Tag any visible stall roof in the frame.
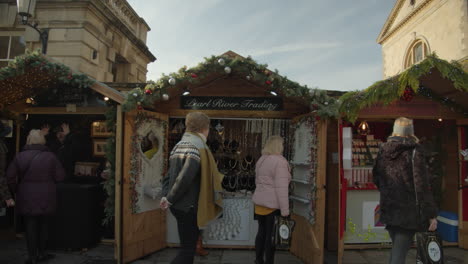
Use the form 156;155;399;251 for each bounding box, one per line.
0;51;125;107
339;55;468;122
121;51;340;119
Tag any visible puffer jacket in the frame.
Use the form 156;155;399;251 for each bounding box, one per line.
252;154;291;216
373;136;438;231
6;144;65;215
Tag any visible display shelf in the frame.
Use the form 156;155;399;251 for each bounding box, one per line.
290;195;310;203
291;162;311;166
291;178;311;184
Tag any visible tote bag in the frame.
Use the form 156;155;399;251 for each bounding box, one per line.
412;149;444;264
273;215;295;250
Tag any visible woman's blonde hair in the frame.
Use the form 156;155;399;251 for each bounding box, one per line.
262;135;284;155
26;129;46;145
185;112;210;133
391;117;419;142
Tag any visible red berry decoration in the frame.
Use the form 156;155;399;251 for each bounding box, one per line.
315;116;321;121
401;87;415;102
137;105;143;110
145;89;152;95
265;80;272;85
191;73;198;78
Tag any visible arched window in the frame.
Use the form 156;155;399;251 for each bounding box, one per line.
404;40;429;68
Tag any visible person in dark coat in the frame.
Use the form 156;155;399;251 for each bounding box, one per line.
7;129;65;264
0;121;14;208
47;123;74;180
373;117;438;264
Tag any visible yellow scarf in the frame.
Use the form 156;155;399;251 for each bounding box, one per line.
188;132;224;228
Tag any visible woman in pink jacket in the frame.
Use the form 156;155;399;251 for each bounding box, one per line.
252;135;291;264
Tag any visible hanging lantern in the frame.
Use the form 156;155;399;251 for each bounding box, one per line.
218;58;225;66
162;94;170;101
357;121;370;135
224;66;231;74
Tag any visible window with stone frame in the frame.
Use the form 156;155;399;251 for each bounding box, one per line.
0;34;26;68
404;39;429;68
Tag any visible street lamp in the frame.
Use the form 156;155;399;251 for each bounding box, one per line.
16;0;49;54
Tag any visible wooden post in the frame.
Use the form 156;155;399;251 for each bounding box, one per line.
114;105;123;263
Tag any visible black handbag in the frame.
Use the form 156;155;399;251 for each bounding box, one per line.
272;215;295;250
416;232;444;264
412;149;444;264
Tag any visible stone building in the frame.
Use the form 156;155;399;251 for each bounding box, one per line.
378;0;468;77
0;0;155;83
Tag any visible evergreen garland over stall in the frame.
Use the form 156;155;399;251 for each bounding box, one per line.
339;54;468;122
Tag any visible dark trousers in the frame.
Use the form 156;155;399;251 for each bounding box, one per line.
170;207;199;264
387;227;415;264
255;210;280;264
24;215;50;260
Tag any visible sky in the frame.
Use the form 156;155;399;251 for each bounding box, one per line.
127;0;396;92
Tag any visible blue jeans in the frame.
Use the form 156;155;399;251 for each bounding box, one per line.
387;227;415;264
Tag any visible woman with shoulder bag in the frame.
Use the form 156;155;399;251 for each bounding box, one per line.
373;117;438;264
7;129;65;264
252;136;291;264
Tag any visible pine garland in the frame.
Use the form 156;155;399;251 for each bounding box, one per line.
0;50;94;91
340;54;468;122
122;55;339;119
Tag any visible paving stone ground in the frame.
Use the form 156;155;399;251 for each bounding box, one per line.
0;237;466;264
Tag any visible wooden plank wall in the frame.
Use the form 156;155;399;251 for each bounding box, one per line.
122;111;167;263
325;120;339;252
290;120;327;264
440;121;459;213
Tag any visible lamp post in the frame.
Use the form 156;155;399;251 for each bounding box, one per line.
16;0;49;54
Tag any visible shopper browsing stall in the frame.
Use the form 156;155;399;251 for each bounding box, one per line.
6;129;65;264
372;117;438;264
160;112;224;264
252;135;291;264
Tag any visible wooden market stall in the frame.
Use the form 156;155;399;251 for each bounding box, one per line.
0;51;125;251
334;55;468;261
115;51;339;264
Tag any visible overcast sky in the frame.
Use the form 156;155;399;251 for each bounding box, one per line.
127;0;395;92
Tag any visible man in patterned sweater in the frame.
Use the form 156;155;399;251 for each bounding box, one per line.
161;112;223;264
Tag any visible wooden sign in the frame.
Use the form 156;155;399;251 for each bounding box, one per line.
180;96;283;111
